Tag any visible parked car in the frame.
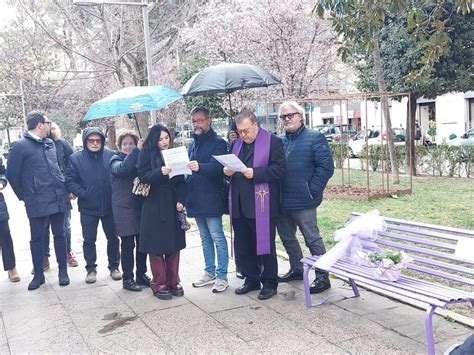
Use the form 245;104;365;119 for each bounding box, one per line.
315;124;357;142
348;128;406;157
448;128;474;146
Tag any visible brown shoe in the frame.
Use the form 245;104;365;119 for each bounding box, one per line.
31;256;50;275
8;268;20;282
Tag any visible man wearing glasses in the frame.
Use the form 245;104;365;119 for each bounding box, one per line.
65;127;121;284
186;106;230;293
7;111;71;290
224;109;286;300
276;101;334;294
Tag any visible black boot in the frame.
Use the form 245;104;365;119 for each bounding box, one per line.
123;278;142;292
28;273;45;291
58;268;70;286
309;274;331;294
136;273;151;287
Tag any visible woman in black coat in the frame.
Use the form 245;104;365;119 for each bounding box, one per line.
137;124;186;300
110;130;151;292
0;157;19;282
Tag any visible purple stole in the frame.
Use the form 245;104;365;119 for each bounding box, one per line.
231;128;271;255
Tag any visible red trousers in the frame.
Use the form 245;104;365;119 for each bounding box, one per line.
149;251;180;293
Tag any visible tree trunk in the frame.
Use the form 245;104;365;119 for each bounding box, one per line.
372;33;400;184
406;93;417;176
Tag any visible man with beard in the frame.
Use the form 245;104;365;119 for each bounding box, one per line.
186;107;229;293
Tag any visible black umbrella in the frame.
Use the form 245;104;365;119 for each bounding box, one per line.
180;62;282;119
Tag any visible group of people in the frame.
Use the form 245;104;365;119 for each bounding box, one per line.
1;101;335;302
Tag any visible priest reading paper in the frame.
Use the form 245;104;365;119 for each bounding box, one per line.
224;109;286;301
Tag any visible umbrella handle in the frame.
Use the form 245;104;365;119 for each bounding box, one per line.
133;114;142;138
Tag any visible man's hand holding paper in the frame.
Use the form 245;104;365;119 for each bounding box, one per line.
213;154;246;171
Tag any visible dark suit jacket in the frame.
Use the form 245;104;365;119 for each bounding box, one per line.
229;133;286;219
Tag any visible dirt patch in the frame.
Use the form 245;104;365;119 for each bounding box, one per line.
325;184;412;200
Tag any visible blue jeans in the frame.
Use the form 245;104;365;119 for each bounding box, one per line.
276;208;327;277
195;216;228;280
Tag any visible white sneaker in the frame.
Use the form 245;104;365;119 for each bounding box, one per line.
212;278;228;293
192;272;216;287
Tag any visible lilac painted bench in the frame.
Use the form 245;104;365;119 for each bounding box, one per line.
301;212;474;355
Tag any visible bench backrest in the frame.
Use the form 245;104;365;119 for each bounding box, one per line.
351;212;474;287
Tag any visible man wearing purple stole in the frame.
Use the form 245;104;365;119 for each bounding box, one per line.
224;109;286;300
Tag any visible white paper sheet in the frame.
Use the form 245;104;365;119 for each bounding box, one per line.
212;154;246;171
161;146;192;178
454;237;474;262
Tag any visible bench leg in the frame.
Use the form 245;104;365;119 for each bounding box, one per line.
425;305;436;355
348;278;360;297
303;263;312;308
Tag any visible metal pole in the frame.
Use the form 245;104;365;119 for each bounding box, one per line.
142;0;156;126
365;95;369;199
20;80;27;130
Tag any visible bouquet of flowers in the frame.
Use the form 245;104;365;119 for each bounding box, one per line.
314;209;387;270
367;250;413;281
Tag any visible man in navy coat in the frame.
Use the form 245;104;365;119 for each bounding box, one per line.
186;106;229;293
65;127;121;284
276;101;334;294
7;111;71;290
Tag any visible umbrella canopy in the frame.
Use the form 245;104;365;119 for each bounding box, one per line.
83;85;182;121
180;62;281;96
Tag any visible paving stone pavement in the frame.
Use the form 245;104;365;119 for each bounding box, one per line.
0;186;472;354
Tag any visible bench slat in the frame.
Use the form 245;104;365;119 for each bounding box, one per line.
375;239;474;266
302;256;472;304
406;264;474;286
351;212;474;237
319;261;447;308
333;259;473;301
377;230;456;251
397;277;473;301
411;255;474;276
387;224;461;242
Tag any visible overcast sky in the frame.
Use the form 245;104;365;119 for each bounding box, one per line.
0;1;16;30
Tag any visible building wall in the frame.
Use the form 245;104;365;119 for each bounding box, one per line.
310;92;470;142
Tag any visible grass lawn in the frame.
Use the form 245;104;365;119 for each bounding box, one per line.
317;170;474;249
221;170;473;250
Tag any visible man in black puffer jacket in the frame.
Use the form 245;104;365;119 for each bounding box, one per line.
7;111;71;290
276;101;334;294
65;127;121;284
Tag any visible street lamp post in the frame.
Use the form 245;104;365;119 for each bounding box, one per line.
73;0;157;125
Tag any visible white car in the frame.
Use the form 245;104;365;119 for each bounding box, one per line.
448;128;474;147
348;129;381;157
348;128;406;157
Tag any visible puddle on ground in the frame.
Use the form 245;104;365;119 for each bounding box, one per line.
99;312;138;334
279;290;296;301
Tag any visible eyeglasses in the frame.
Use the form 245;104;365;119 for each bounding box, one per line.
87;139;102;144
279;112;300;121
42;121;52;126
191;118;209;124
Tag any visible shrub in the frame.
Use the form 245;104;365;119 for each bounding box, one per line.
329;142;348;169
